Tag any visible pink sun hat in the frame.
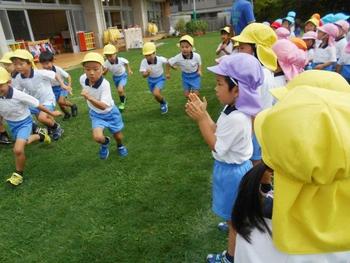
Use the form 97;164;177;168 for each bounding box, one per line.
302;31;317;40
272;39;308;81
276;27;291;40
317;23;339;46
334;20;350;33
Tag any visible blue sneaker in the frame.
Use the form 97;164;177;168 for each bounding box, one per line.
217;222;229;233
160;102;168;114
52;123;64;141
99;137;110;160
207;251;233;263
117;145;128;157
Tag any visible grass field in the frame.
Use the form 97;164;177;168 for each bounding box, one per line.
0;32;229;262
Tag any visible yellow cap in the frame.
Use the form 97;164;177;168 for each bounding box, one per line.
221;26;230;34
81;52;104;66
103;44;118;55
179;35;194;47
232;23;278;71
142;42;156;55
0;67;11;84
306;18;320;27
10;49;34;62
271;70;350;100
255;86;350;254
0;51;14;64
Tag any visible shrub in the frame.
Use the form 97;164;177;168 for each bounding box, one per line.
175;18;186;35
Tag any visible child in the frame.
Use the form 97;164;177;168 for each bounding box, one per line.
334;20;349;60
216;27;233;57
303;17;319;33
39;51;78;120
302;31;317;65
168;35;202;98
336;42;350;82
232;22;277;165
0;52;15;144
80;52;128;159
275;27;290;40
10;49;65;140
312;23;338;71
103;44;133;111
0;67;60;186
281;11;296;37
139;42;168;114
186;53;264;263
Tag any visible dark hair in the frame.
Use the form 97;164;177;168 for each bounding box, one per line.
39;51;54;62
224;76;238;91
232;162;272;243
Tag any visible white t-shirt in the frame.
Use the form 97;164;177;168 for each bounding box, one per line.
260;67;276;109
307;48;315;62
313;46;337;64
168;52;202;73
51;65;69;86
212;106;253;164
79;74;115;114
14;69;56;106
338;48;350;65
235;219;350;263
0;87;39;121
104;57;129;77
216;41;234;57
335;37;347;60
139;56;168;78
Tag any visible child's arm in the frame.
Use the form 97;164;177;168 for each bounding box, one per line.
141;69;151;78
197;64;202;76
81;89;109;110
102;66;109;75
314;62;333;70
55;73;72;93
335;64;342;74
166;63;171;79
126;63;133;75
186;94;216;150
37;105;62;117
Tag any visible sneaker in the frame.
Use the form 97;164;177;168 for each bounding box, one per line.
217;222;229;233
71;104;78;117
37;128;51;144
63;113;71;121
6;172;23;186
0;132;12;144
52;124;64;141
207;251;233;263
117;145;128;157
118;102;126;111
160;102;168;114
99;137;110;160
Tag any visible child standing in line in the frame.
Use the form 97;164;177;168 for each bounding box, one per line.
334;20;349;60
80;52;128;160
39;51;78;120
0;67;60;186
302;31;317;67
139;42;169;114
186;53;264;263
216;27;233;58
10;49;65;140
168;35;202;98
103;44;133;111
312;23;338;71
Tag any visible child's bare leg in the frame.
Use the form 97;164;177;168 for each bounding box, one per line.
117;86;125;98
92;128;106;144
13;139;27;173
184;90;190;98
227;221;237;259
153;88;165;103
58;96;73;113
113;131;123;145
27;134;40;145
37;111;55;126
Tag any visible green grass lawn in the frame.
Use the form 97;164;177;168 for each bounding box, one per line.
0;32;228;262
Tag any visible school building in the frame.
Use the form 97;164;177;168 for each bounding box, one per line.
0;0;172;57
169;0;232;31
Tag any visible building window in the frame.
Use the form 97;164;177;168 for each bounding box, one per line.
0;10;13;40
7;10;31;41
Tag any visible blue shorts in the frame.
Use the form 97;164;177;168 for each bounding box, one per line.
311;62;334;71
251;132;261;161
7;116;33;141
30;104;55;115
341;65;350;80
52;85;69;101
148;75;165;92
182;72;201;91
113;73;128;88
212;159;252;221
89;106;124;134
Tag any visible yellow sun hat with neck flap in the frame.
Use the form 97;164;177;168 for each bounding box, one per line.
255;71;350;254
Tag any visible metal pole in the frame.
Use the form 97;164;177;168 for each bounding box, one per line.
193;0;196;20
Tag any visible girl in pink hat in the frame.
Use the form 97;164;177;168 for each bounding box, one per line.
302;31;317;65
312;23;338;71
334;20;349;59
275;27;290;40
